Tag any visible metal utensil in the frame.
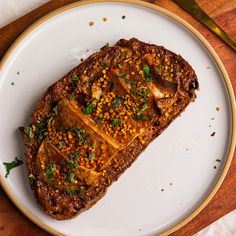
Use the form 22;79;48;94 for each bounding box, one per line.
174;0;236;51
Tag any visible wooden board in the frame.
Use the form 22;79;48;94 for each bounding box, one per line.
0;0;235;235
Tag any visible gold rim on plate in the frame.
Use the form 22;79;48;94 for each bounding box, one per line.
0;0;235;235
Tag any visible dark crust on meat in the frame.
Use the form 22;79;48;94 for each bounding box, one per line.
20;38;198;220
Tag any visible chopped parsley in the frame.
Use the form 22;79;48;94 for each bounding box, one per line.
46;164;56;180
24;127;34;138
100;60;107;67
135;103;149;121
66;152;79;169
118;73;126;79
162;72;169;77
11;82;15;85
137;86;150;99
216;159;221;162
57;141;64;149
88;152;96;161
37;120;46;131
68;94;75;100
122;15;126;19
112;96;123;108
3;157;23;178
109;80;115;91
92;142;97;148
68;173;77;183
143;65;152;82
71;75;78;81
83;102;94;114
71;128;88;144
112;118;121;128
126;80;137;85
118;63;123;69
65;188;81;197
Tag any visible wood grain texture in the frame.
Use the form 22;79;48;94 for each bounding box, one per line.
0;0;235;235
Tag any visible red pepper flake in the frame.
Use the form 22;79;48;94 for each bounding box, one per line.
211;132;216;137
216;107;220;111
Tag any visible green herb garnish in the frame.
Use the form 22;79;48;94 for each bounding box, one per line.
11;82;15;85
140;103;148;112
92;142;97;148
112;97;123;108
65;189;73;197
100;60;107;67
112;118;121;128
118;64;123;69
65;188;81;197
118;73;126;79
68;173;77;183
57;141;64;149
216;159;221;162
109;80;115;91
162;72;169;77
83;103;94;114
3;157;23;178
38;120;46;131
143;65;152;82
66;152;79;169
24;127;34;138
71;75;78;81
88;152;96;161
126;80;137;85
122;15;126;19
135;103;149;121
68;94;75;100
73;128;88;144
46;164;56;180
137;86;150;99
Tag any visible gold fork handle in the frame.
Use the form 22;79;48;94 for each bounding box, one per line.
174;0;236;51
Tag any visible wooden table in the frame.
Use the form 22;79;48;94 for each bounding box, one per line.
0;0;235;235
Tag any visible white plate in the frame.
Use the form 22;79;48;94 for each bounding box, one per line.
0;1;235;235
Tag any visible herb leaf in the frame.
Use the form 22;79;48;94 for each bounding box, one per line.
83;103;94;114
100;60;107;67
118;73;126;79
71;75;78;81
68;173;77;183
24;127;34;138
143;65;152;82
112;96;123;108
66;152;79;169
65;188;81;197
46;164;56;180
88;152;96;161
109;80;115;91
112;118;121;128
3;157;23;178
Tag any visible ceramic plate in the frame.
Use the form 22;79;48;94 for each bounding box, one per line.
0;1;235;235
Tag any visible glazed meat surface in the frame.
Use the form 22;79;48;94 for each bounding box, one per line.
20;38;198;220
